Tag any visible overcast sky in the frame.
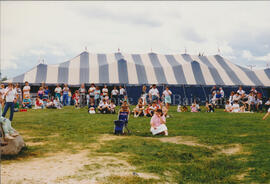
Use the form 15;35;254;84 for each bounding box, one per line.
1;1;270;79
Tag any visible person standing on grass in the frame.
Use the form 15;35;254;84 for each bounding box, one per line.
162;86;172;111
119;86;126;104
94;86;101;106
79;83;86;107
149;84;159;103
111;86;119;105
23;81;31;99
88;83;96;102
62;84;69;106
102;85;109;96
150;109;168;136
54;84;62;101
2;83;18;121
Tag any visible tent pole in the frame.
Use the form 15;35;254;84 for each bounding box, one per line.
201;85;207;102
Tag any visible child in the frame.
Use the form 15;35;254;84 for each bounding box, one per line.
73;90;80;109
191;104;198;112
22;95;32;108
108;101;116;114
224;100;232;112
118;102;130;133
37;87;44;99
35;97;44;109
88;100;96;114
205;101;214;112
133;99;144;118
231;101;245;113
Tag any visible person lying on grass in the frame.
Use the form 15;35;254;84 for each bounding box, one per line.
262;108;270;120
0;94;19;140
150;109;168;136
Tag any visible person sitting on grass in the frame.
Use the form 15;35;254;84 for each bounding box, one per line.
224;100;232;112
46;97;56;109
205;101;214;112
108;100;116;114
22;95;32;109
150;109;168;136
231;100;245;113
133;98;144;118
191;104;198;112
98;98;109;114
143;104;150;116
53;97;63;109
88;99;96;114
34;96;44;109
262;108;270;120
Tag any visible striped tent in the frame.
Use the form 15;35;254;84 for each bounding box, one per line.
8;51;270;86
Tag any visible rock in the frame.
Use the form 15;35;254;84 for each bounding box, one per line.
1;135;25;155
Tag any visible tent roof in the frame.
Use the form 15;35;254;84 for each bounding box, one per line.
6;51;270;86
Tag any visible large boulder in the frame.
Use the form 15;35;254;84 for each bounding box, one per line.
1;135;25;155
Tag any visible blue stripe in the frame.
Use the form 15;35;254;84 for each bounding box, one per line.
58;61;70;84
165;55;187;84
181;54;193;62
191;61;206;85
148;53;168;84
264;69;270;80
198;56;225;85
80;52;89;84
131;54;148;84
115;53;129;84
12;73;25;83
214;55;243;85
97;54;109;83
35;64;47;83
237;66;264;86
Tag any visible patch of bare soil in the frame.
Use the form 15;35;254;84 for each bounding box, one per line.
148;136;211;148
219;144;242;155
1;134;159;184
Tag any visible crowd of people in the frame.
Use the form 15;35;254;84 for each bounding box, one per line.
0;82;269;140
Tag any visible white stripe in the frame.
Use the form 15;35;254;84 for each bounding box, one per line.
207;56;234;85
156;54;177;84
68;56;80;85
140;54;158;84
106;54;119;84
223;58;255;86
173;55;196;85
122;54;139;85
254;70;270;86
190;55;216;85
46;65;59;84
24;67;37;83
89;54;99;83
173;54;188;65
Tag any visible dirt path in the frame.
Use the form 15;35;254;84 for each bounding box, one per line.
1;134;159;184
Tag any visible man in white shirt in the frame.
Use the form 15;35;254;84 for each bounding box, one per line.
237;86;245;96
23;81;31;99
2;83;18;121
149;84;159;102
111;86;119;105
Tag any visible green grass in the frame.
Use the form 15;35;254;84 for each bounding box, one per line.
1;106;270;183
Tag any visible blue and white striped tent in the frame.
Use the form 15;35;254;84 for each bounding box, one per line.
8;51;270;87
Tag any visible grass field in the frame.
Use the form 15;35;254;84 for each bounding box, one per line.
1;106;270;184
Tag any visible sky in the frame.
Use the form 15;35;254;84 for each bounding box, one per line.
1;1;270;79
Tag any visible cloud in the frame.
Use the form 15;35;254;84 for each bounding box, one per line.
1;1;270;78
